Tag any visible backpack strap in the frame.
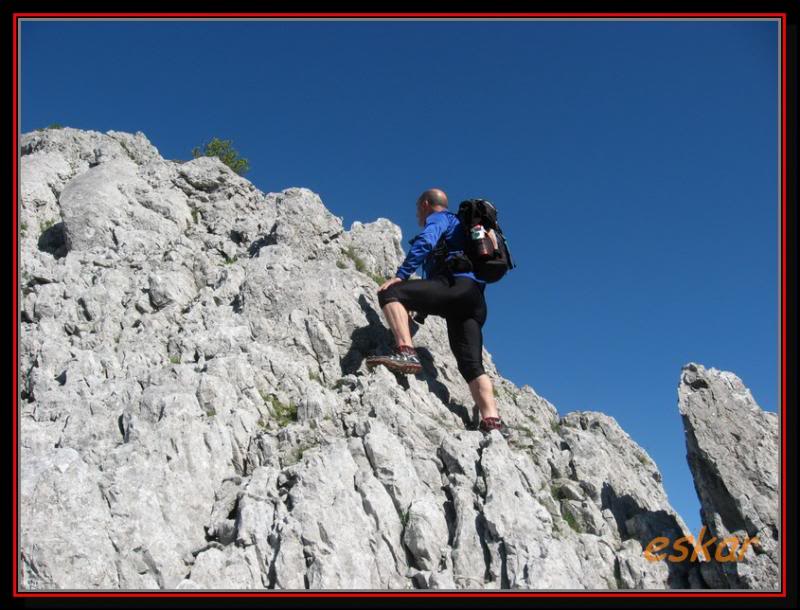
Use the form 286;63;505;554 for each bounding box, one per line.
429;230;450;277
430;211;458;259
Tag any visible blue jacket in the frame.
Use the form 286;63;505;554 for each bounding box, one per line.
395;211;485;284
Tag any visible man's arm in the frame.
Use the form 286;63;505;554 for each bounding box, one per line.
395;213;448;280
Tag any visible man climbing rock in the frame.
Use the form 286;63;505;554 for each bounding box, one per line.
366;188;511;438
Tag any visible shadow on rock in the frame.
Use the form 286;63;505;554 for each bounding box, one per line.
247;223;278;258
415;345;472;428
340;294;394;376
38;222;68;259
341;296;475;429
601;482;693;588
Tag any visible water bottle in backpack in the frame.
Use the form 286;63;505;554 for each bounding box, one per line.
470;224;495;260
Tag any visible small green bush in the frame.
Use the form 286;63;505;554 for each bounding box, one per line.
192;137;250;176
368;271;387;286
342;247;386;285
260;391;297;427
46;123;64;129
343;247;367;273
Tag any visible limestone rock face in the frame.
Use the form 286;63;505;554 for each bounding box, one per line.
18;128;780;591
678;363;780;590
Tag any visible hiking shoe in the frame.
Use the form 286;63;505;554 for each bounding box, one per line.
479;417;512;439
366;345;423;375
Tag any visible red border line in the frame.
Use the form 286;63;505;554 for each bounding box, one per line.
10;12;789;18
12;12;788;599
780;11;787;597
12;11;19;598
9;591;790;598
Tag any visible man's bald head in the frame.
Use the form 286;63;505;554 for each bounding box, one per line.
415;188;448;227
417;188;448;209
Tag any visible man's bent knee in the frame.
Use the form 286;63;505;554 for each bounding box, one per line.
378;284;401;309
458;361;486;383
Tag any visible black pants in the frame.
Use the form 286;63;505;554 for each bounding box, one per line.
378;275;487;383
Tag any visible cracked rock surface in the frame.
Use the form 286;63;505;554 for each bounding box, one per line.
18;128;780;590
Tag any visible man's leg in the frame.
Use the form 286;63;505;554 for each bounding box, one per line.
382;301;413;347
370;277;451;374
447;317;499;419
468;374;499;420
378;277;451;347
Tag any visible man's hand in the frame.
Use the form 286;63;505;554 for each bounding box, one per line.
378;277;403;292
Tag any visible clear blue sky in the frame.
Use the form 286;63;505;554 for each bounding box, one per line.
20;19;780;534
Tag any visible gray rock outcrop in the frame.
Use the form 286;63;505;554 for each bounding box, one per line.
679;363;780;589
18;127;781;590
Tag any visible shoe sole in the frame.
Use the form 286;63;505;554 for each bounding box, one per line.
479;425;513;440
366;357;422;375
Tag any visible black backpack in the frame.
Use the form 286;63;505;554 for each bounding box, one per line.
432;198;516;283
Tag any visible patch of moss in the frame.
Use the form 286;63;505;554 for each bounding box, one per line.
563;509;582;533
336;259;347;269
40;219;56;233
400;505;411;528
283;441;317;466
343;247;367;273
551;419;561;433
342;247;386;285
260;391;297;427
169;355;181;365
368;271;388;285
